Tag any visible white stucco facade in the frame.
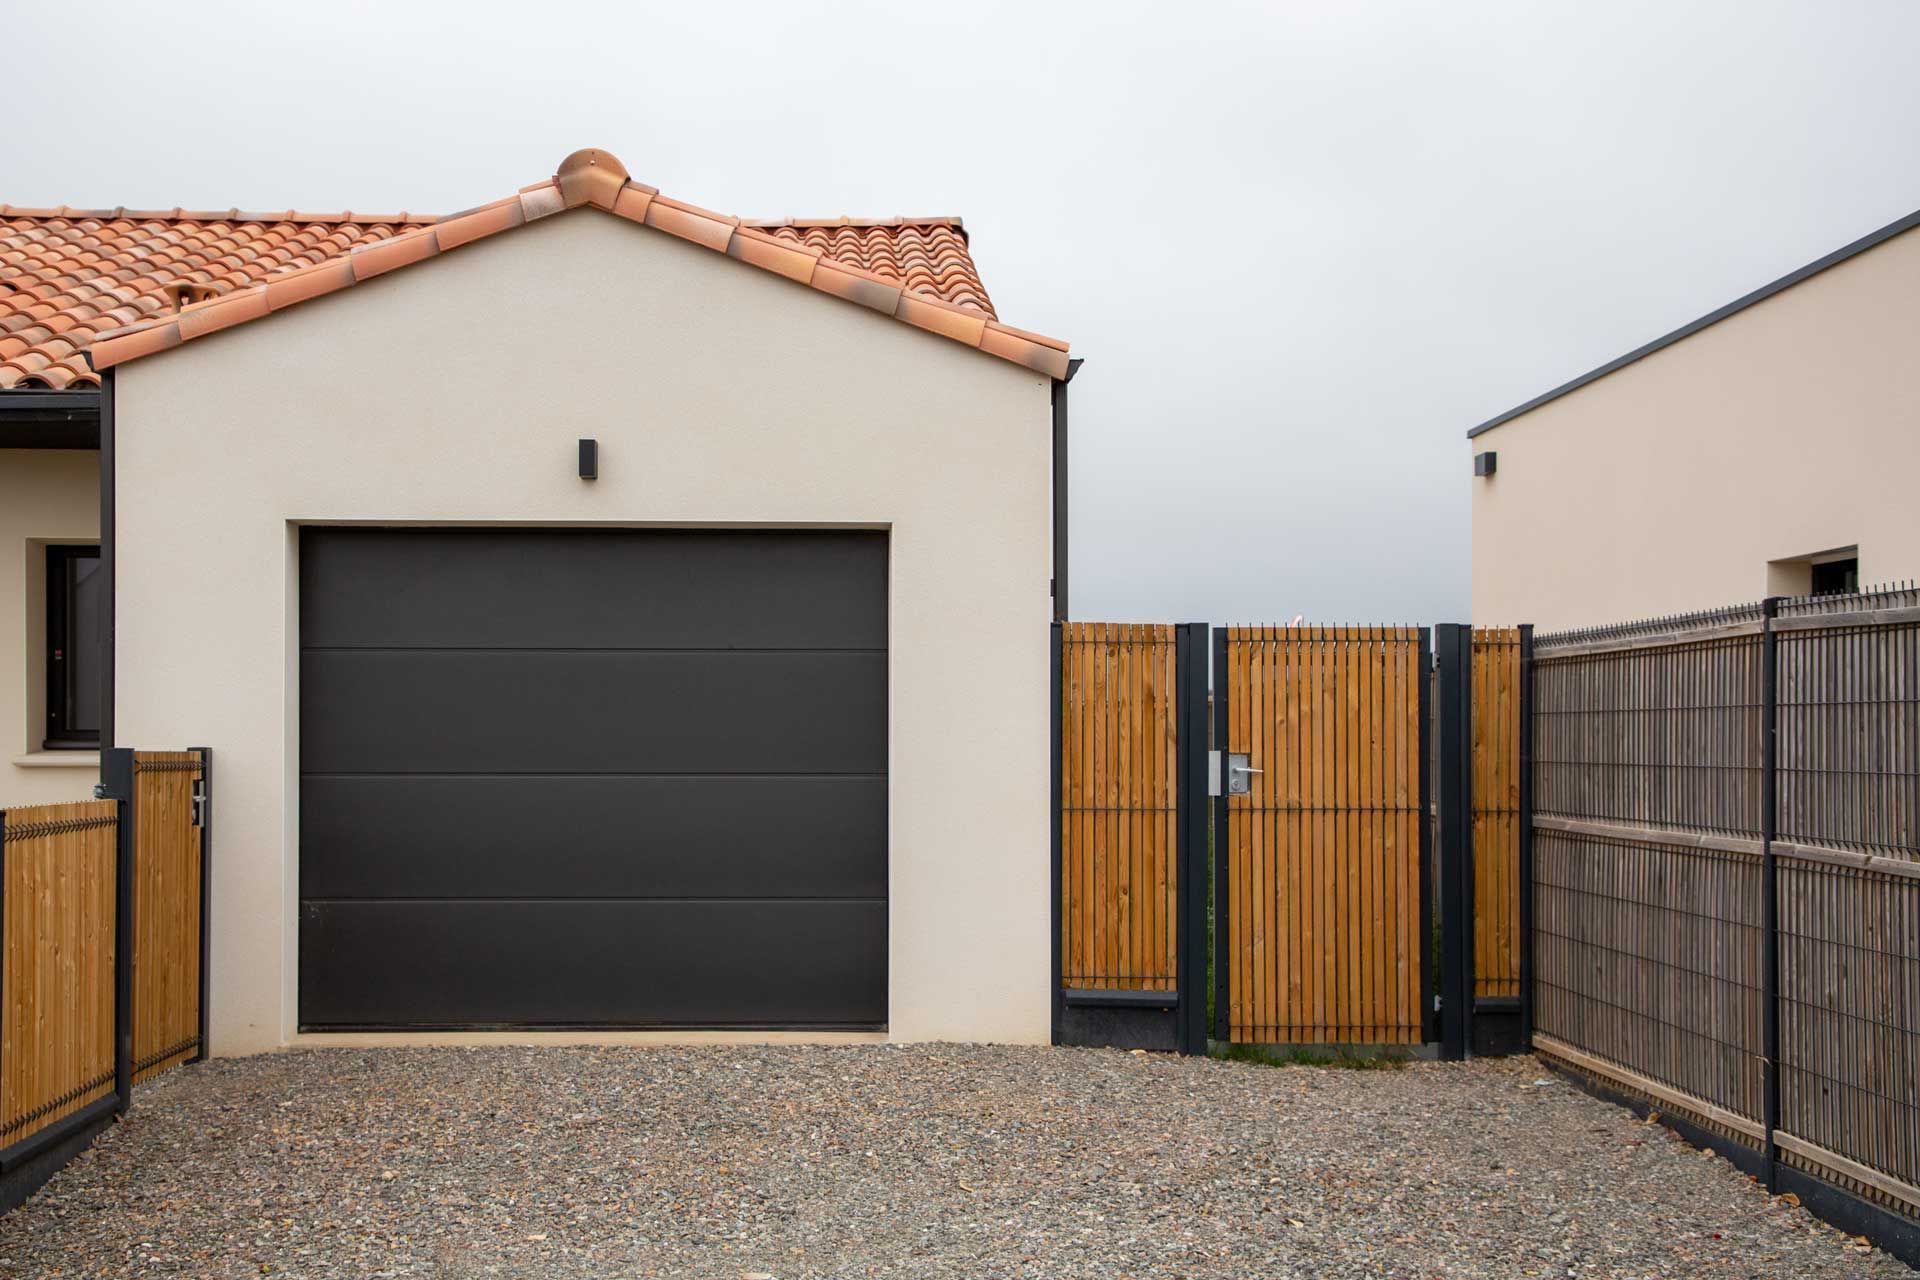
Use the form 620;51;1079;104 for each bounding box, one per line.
1;448;100;805
112;210;1055;1054
1470;219;1920;630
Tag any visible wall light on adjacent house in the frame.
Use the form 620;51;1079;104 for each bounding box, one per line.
1473;451;1497;478
578;438;598;480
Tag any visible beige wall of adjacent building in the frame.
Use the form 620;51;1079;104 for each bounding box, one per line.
1471;221;1920;631
113;210;1055;1055
1;449;100;805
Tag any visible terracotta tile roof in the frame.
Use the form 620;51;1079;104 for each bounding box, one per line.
0;209;432;389
6;149;1066;389
751;219;995;318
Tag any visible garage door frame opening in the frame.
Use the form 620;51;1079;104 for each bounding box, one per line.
294;525;890;1033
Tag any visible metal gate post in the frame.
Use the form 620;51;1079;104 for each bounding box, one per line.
1211;626;1231;1044
1434;625;1473;1061
191;746;213;1064
1049;623;1063;1046
1517;625;1536;1048
1176;623;1211;1056
99;747;136;1113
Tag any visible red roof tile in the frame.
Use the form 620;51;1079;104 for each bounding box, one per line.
0;209;430;389
5;149;1063;389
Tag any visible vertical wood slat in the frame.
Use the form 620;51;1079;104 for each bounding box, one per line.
1472;628;1522;1000
131;751;205;1084
1221;626;1424;1045
0;800;119;1149
1059;624;1178;991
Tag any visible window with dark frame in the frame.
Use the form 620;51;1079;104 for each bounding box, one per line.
1811;557;1859;596
45;544;103;749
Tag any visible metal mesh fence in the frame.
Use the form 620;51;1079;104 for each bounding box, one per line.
1532;585;1920;1221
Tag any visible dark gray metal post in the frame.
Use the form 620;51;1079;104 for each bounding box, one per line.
97;370;115;752
1177;623;1211;1056
192;747;212;1064
1416;627;1435;1045
100;746;135;1113
1049;624;1063;1045
1760;597;1781;1192
1211;626;1231;1044
1517;624;1536;1048
1435;624;1473;1061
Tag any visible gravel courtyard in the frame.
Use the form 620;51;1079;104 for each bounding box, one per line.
0;1046;1908;1279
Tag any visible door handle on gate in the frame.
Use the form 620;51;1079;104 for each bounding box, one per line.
1225;753;1261;795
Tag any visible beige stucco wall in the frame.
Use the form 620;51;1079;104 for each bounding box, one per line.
1471;221;1920;631
113;210;1054;1054
0;449;100;805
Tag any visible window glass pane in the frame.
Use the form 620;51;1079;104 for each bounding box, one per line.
67;554;103;734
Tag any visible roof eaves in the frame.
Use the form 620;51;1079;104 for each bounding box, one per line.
86;149;1071;382
1466;203;1920;439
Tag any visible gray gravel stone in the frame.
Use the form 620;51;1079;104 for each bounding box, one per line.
0;1046;1909;1278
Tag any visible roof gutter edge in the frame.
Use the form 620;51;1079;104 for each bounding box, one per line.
1465;202;1920;440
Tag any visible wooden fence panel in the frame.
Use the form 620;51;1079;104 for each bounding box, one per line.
132;751;204;1084
0;801;119;1149
1060;623;1178;991
1471;628;1521;1000
1220;626;1424;1044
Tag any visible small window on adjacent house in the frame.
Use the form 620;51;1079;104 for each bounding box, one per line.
1811;557;1859;596
45;545;103;749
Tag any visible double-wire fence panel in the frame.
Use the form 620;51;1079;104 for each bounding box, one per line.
1772;590;1920;1218
1531;586;1920;1227
1058;623;1179;992
1216;626;1427;1045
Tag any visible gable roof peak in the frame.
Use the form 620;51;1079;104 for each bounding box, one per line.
71;150;1069;383
555;148;633;210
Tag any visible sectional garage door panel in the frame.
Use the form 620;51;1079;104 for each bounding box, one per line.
298;527;888;1030
300;527;886;650
301;650;886;775
300;900;887;1028
300;776;887;900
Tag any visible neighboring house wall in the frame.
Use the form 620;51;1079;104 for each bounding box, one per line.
113;211;1054;1054
1;450;99;804
1471;222;1920;630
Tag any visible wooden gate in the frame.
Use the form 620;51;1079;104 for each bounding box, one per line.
1212;627;1430;1046
131;750;208;1082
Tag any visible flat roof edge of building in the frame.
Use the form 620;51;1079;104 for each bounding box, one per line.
1466;203;1920;440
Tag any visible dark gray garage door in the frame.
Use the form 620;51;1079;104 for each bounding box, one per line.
298;528;887;1029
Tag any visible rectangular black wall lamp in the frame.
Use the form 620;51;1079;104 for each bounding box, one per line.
1473;451;1497;478
578;438;598;480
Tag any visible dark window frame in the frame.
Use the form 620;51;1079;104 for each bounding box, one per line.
1810;557;1859;597
44;543;102;750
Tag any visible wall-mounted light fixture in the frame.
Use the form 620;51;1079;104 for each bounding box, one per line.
578;438;598;480
1473;451;1497;478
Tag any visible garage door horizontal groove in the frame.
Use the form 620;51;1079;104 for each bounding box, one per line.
304;895;888;904
301;646;888;654
302;770;888;779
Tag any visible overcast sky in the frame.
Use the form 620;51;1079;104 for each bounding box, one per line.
10;1;1919;625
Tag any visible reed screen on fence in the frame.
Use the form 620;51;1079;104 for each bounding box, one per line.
1531;585;1920;1224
